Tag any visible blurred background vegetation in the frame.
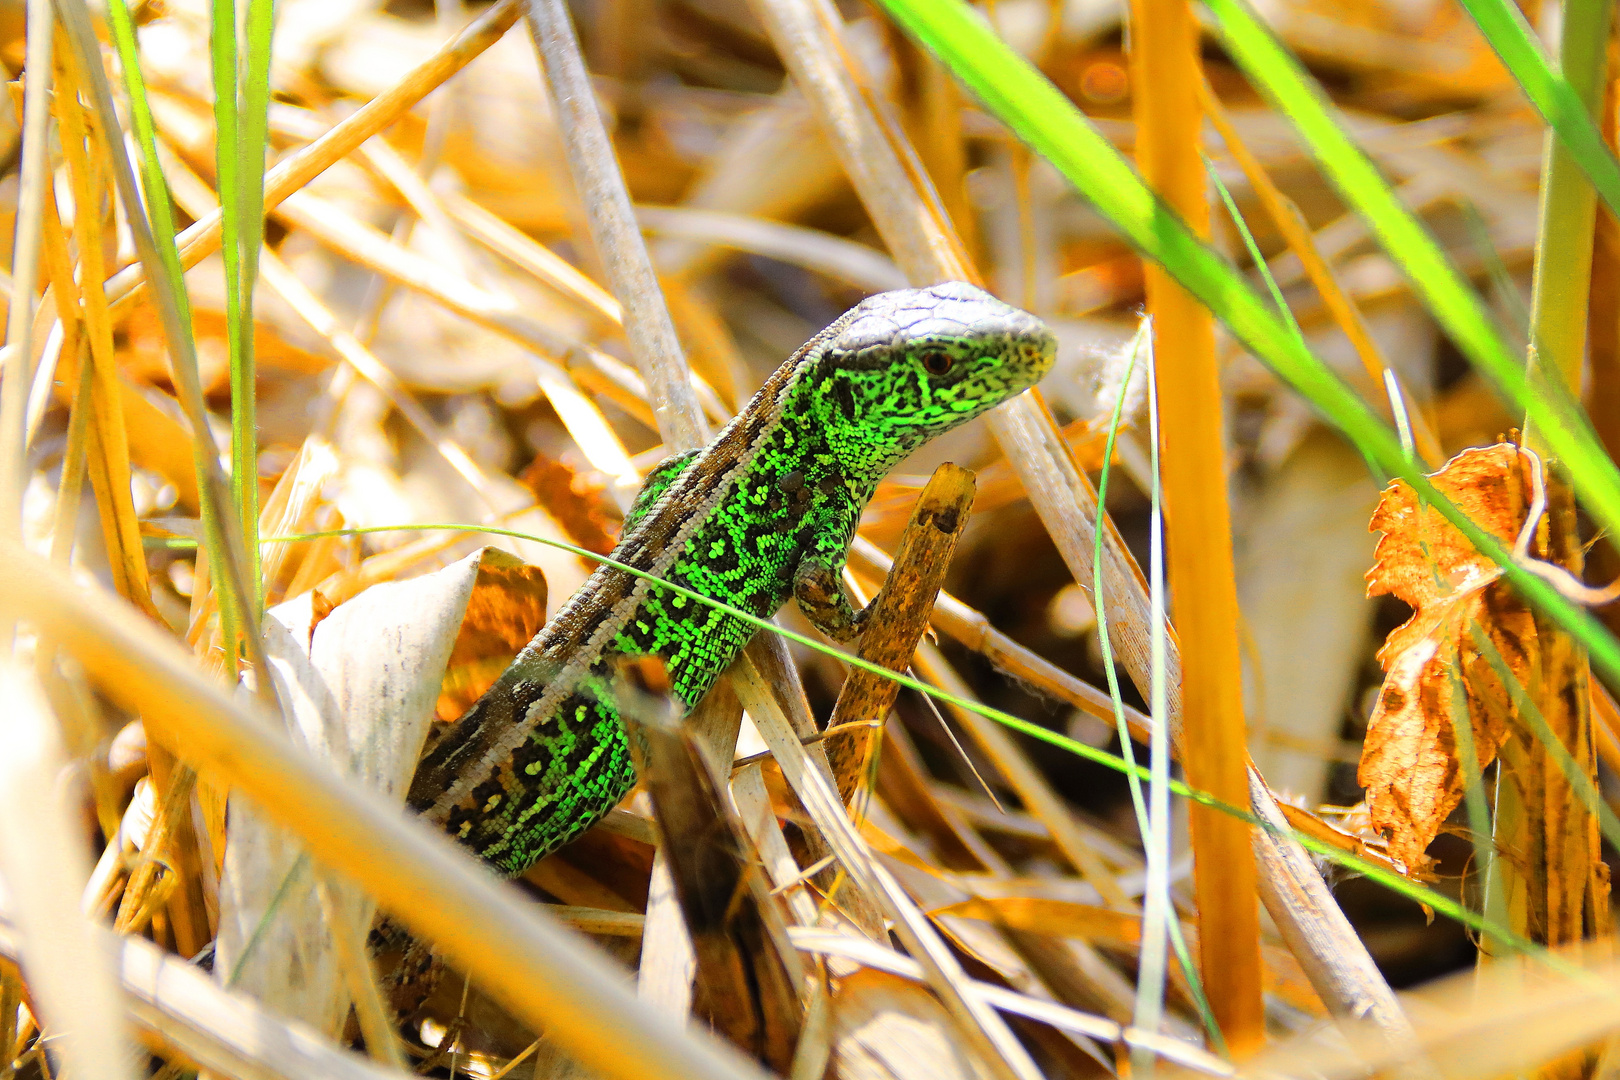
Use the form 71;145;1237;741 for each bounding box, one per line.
3;0;1620;1074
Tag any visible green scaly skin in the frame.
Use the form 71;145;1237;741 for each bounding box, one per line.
406;282;1056;876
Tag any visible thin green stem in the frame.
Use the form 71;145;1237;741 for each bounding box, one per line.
1446;652;1496;911
237;0;275;609
222;519;1563;967
1457;199;1529;346
1092;320;1151;834
225;852;309;988
1205;152;1302;342
1141;330;1220;1061
1523;0;1613;416
1089;322;1214;1059
1471;625;1620;854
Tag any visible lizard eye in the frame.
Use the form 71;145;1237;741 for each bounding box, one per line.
920;351;954;376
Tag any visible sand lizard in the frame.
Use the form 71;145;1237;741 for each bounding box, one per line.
406;281;1056;875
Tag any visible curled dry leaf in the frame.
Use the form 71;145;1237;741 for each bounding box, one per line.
1361;443;1537;873
217;546;535;1034
434;548;549;722
518;451;620;557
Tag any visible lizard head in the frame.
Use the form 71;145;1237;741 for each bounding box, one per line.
811;281;1056;476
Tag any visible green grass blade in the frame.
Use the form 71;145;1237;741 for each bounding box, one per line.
213;0;275;613
104;0;251;663
1200;0;1620;562
869;0;1620;698
104;10;192;350
209;0;237;304
1456;0;1620;222
210;0;253;601
236;0;275;605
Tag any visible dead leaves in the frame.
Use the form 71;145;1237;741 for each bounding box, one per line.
1361;443;1538;872
434;549;549;722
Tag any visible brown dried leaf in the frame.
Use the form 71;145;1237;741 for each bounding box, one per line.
518;452;619;556
1361;442;1537;872
433;549;548;722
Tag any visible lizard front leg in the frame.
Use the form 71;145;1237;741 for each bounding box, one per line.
794;557;867;641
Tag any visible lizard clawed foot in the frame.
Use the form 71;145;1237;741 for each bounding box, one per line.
794;561;867;642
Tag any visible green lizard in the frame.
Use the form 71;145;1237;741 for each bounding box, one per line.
406;281;1055;876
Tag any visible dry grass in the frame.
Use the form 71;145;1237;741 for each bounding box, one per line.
0;0;1618;1077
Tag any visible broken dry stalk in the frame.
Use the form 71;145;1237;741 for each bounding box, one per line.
824;462;975;802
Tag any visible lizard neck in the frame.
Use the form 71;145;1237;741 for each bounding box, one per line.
800;350;934;486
